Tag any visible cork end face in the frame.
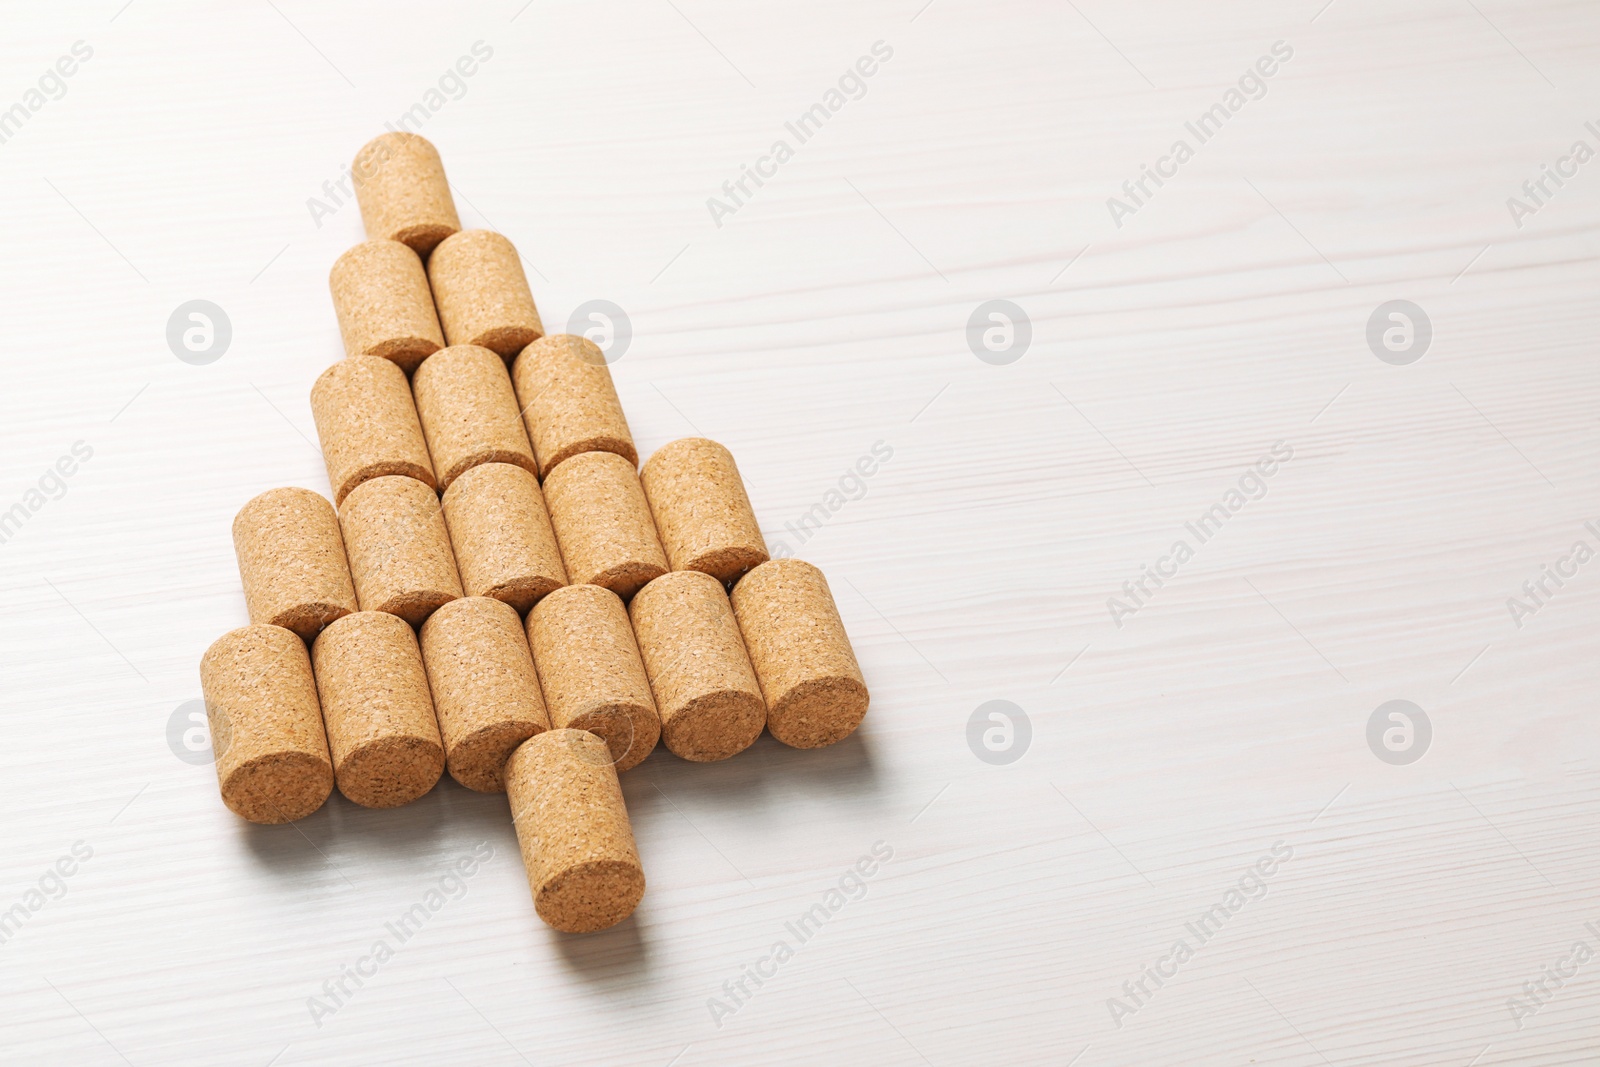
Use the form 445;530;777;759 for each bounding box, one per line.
365;336;442;375
334;462;436;506
767;677;870;749
686;546;770;586
392;223;458;257
375;590;459;628
448;721;547;793
439;450;540;492
568;704;660;772
221;751;334;824
335;735;444;808
471;325;544;359
541;438;639;480
269;602;353;643
535;859;645;934
483;576;565;615
662;690;766;762
585;561;668;602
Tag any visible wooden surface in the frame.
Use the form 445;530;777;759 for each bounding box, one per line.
1;1;1597;1064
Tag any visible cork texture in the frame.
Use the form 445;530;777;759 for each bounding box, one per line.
505;729;645;933
352;132;460;256
440;462;567;613
640;437;769;584
510;334;636;478
542;451;667;600
411;344;538;489
311;356;436;506
312;611;445;808
730;559;869;749
232;487;357;641
420;597;550;792
339;475;463;626
200;625;334;824
630;571;766;762
526;584;659;772
427;230;544;357
328;239;444;374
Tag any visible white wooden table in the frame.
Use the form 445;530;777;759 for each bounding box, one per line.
1;2;1596;1064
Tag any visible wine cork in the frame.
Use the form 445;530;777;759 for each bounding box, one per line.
525;584;659;772
629;571;765;762
510;334;636;478
311;611;445;808
730;559;868;749
411;345;538;489
420;597;550;792
640;438;769;584
328;239;444;374
505;729;645;933
311;356;436;506
231;487;357;641
440;462;566;613
427;230;543;357
542;451;667;600
339;475;463;626
200;625;334;824
352;132;460;256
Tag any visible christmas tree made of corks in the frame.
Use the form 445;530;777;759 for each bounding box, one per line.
201;132;870;934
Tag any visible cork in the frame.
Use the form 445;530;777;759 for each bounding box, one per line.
525;584;659;772
440;462;567;613
338;475;463;626
232;487;357;641
420;597;550;792
510;334;636;478
640;438;769;584
311;356;436;506
328;239;444;374
629;571;766;762
542;451;667;600
411;344;539;489
730;559;868;749
200;625;334;824
427;230;544;357
311;611;445;808
505;729;645;933
351;132;460;256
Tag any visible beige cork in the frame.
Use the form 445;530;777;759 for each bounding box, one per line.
312;611;445;808
232;487;357;641
352;132;460;256
419;597;550;792
505;729;645;933
411;344;539;489
427;230;544;357
525;584;659;772
630;571;765;762
510;334;636;478
328;239;444;374
640;438;769;585
200;625;334;824
542;451;667;600
440;462;567;613
339;475;463;626
730;559;868;749
311;356;436;506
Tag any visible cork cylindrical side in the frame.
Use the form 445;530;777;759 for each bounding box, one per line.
311;611;444;807
510;334;636;478
351;132;460;256
311;356;436;505
420;597;550;792
630;571;765;762
440;462;566;613
505;729;645;933
730;559;868;749
525;584;659;772
640;437;769;584
542;451;667;600
328;239;444;374
427;230;543;357
232;487;357;641
200;625;334;824
411;344;539;489
339;475;462;626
